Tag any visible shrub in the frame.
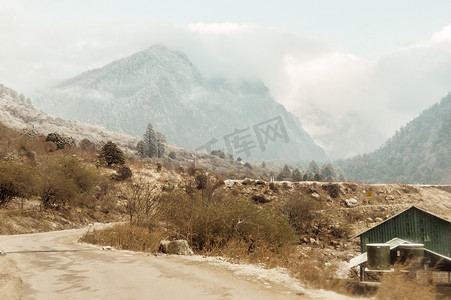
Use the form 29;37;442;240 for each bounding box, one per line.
282;194;322;234
113;165;132;181
376;268;437;299
79;138;96;151
81;224;166;253
322;184;340;198
159;191;298;252
39;156;103;209
45;133;73;150
99;141;125;166
268;182;278;192
251;194;270;203
0;161;37;206
187;164;196;176
210;150;226;159
168;151;176;159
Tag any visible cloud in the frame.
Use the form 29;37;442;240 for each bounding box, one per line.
0;6;450;159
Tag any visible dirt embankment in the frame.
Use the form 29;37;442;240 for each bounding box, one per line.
0;199;124;235
221;180;451;239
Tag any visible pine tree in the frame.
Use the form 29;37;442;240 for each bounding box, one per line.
321;163;337;181
136;140;148;158
308;160;320;174
277;164;292;181
143;123;157;158
156;132;166;158
291;168;303;181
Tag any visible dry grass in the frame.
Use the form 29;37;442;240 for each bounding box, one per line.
81;224;167;253
376;270;438;300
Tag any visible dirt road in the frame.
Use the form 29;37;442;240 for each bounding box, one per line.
0;225;353;300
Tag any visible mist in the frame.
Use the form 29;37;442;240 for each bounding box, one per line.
1;3;451;158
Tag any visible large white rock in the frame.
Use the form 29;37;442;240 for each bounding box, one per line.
159;240;194;255
344;198;359;207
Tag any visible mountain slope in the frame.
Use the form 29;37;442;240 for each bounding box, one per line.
33;45;326;162
337;94;451;184
0;84;139;151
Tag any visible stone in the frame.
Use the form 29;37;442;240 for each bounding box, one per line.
366;217;374;223
386;195;395;201
159;240;194;255
102;246;113;251
344;198;358;207
309;238;316;244
375;217;383;222
311;192;320;199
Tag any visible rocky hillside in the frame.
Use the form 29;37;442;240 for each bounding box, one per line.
0;84;139;151
337;94;451;184
33;45;326;162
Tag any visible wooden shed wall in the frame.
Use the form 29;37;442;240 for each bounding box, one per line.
360;208;451;257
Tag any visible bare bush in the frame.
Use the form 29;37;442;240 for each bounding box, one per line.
159;190;298;252
282;194;321;234
126;180;159;227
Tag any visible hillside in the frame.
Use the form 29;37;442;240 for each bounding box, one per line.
33;45;327;162
337;94;451;184
0;83;340;182
0;84;139;152
0;119;449;299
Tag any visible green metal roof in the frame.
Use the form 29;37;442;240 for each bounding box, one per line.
357;206;451;257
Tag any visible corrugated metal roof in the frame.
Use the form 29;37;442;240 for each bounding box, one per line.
352;206;451;238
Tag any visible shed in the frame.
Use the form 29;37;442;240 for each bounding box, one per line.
355;206;451;258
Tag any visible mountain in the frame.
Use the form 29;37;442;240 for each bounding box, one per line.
33;45;326;162
0;84;139;151
336;94;451;184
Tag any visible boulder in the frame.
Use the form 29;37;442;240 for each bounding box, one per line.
344;198;358;207
159;240;194;255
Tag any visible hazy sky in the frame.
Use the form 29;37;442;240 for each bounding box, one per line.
1;0;451;158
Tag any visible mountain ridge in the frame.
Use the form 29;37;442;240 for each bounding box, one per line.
34;45;327;162
337;94;451;184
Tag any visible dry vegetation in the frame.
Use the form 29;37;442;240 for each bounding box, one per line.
1;118;449;298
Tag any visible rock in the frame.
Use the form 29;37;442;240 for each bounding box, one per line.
366;217;374;223
0;249;5;256
375;217;383;222
309;238;316;244
386;195;395;201
311;192;320;199
159;240;194;255
344;198;358;207
102;246;113;251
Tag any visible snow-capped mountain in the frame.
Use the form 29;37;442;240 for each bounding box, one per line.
34;45;326;161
